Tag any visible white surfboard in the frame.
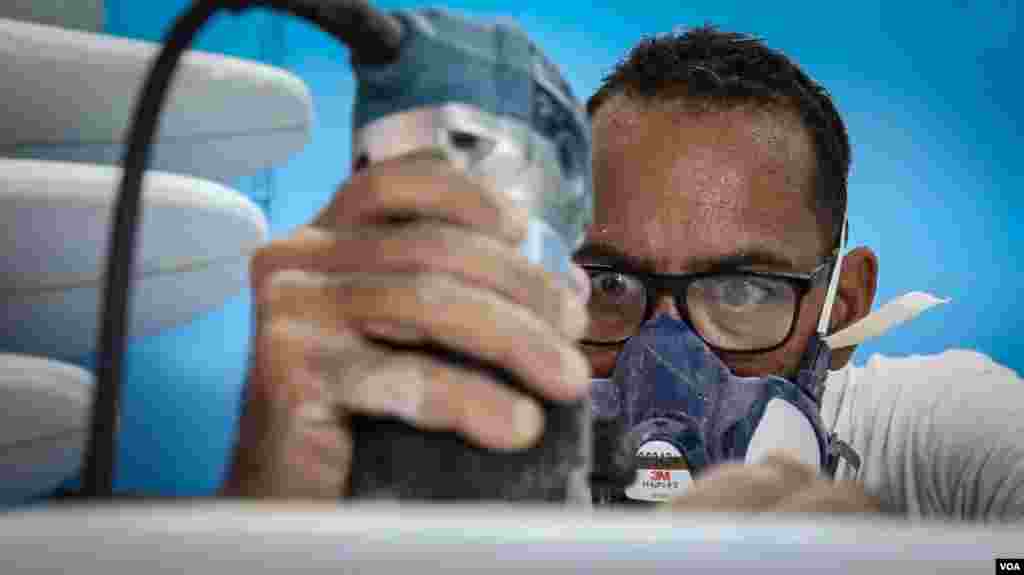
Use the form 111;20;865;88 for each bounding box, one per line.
0;158;268;360
0;354;92;504
0;0;103;33
0;503;1020;573
0;17;312;183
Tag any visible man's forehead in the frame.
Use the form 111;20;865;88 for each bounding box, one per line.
592;93;813;168
585;93;826;272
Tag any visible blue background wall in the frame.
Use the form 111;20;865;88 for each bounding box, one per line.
92;1;1021;495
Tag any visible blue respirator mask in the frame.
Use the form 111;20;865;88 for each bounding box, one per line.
588;219;861;505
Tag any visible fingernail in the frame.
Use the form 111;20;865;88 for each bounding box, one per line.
561;346;592;396
512;397;544;445
295;401;333;425
562;290;589;340
569;263;591;303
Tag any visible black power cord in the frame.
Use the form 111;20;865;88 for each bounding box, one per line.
81;0;403;499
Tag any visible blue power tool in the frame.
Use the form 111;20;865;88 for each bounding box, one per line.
84;1;599;504
346;7;595;503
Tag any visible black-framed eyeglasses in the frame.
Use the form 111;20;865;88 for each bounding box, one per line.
580;256;836;353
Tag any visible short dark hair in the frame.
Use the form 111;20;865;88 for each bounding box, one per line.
587;25;849;249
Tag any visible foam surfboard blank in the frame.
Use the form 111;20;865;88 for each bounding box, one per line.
0;17;312;183
0;354;93;504
0;0;104;33
0;158;268;360
0;504;1021;573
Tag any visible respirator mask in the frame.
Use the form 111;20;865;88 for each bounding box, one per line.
588;217;861;505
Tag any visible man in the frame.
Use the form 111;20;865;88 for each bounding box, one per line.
221;26;1024;521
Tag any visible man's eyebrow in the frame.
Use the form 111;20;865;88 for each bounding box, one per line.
573;242;658;274
573;242;801;274
693;250;801;272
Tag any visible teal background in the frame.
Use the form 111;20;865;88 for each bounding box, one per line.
74;1;1020;495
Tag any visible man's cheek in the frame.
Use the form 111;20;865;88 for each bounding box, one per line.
721;350;794;379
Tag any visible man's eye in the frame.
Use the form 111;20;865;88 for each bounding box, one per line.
712;277;779;308
590;271;644;304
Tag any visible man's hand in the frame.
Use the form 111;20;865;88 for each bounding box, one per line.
221;152;591;499
666;451;883;514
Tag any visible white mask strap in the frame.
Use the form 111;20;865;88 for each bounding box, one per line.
816;213;847;336
824;291;949;349
817;214;950;349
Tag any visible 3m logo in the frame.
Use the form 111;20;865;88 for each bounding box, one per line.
649;470;671;482
626;440;695;502
634;440;690;470
997;558;1023;573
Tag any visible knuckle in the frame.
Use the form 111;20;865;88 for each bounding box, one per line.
256;270;305;314
261;317;298;346
411;273;458;309
258;271;286;304
366;353;432;421
249;244;278;291
425;222;464;251
399;223;457;270
438;365;499;432
364;170;398;210
348;162;386;201
503;257;581;336
344;162;408;218
258;319;318;362
496;341;537;384
528;267;572;324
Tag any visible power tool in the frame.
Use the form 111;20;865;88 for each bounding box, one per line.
84;0;611;504
346;6;594;503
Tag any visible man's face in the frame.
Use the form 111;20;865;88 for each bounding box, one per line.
577;95;832;380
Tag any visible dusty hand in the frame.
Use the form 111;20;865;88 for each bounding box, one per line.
666;451;883;514
221;152;591;499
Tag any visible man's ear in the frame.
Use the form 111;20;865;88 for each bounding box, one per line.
828;246;878;369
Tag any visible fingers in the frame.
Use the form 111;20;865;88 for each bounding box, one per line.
251;224;587;341
313;152;529;245
278;320;545;451
774;480;884;514
753;451;821;486
275;401;352;499
224;320;353;499
232;151;583;497
666;451;818;513
666;451;880;515
259;270;591;405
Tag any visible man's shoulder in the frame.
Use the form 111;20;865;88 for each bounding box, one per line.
862;348;1013;375
825;348;1020;435
830;348;1018;399
825;349;1024;520
823;347;1024;517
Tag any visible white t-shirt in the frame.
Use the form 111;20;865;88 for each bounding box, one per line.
820;349;1024;522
